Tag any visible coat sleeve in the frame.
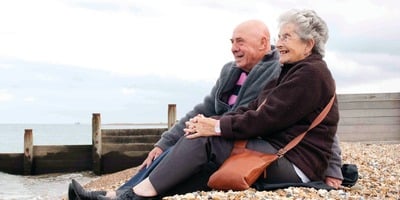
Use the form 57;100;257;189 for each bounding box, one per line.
324;135;344;180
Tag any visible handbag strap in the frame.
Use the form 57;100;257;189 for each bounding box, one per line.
231;140;247;155
233;94;336;157
276;94;336;157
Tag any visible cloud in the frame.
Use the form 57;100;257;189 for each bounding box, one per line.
2;0;397;85
0;63;13;69
0;0;284;82
338;78;400;94
24;96;36;102
121;87;136;95
0;90;14;102
0;0;399;124
0;0;235;82
0;60;213;123
326;50;400;94
318;0;400;55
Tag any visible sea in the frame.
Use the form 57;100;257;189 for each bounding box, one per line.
0;123;166;200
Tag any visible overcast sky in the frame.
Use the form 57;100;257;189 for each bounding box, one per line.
0;0;399;124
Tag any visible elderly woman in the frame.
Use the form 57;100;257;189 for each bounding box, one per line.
185;8;338;188
75;9;338;200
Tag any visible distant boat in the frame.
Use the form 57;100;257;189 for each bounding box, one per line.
74;122;81;125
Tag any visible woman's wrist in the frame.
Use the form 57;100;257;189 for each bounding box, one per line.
214;120;221;136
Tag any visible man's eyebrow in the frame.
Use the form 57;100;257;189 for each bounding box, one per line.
235;37;245;41
230;37;245;43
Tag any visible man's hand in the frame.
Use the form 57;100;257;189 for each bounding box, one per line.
139;147;163;169
325;176;342;189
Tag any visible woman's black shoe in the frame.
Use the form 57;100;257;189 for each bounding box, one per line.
71;179;107;200
97;189;160;200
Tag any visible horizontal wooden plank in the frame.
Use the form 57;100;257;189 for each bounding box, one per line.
338;116;399;125
337;132;400;142
33;151;92;161
339;108;400;118
102;143;154;154
33;145;92;157
337;124;400;134
338;100;400;110
0;153;24;175
101;151;146;174
102;128;167;136
337;125;400;142
338;92;400;102
0;153;23;158
102;135;161;144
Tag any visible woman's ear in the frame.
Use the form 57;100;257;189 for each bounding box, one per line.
305;38;315;54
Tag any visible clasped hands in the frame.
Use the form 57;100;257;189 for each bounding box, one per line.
184;114;218;139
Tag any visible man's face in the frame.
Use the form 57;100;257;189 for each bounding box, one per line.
230;29;262;72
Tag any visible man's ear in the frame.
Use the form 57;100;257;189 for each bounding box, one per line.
259;37;268;50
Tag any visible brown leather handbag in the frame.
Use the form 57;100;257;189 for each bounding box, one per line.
207;95;335;191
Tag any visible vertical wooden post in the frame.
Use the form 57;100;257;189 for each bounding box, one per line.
23;129;33;175
168;104;177;129
92;113;102;175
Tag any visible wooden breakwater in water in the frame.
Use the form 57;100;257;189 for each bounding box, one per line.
0;104;176;175
0;93;399;175
0;129;93;175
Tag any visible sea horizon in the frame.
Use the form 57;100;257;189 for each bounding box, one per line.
0;123;167;153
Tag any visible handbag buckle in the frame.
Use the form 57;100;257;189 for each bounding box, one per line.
277;148;287;158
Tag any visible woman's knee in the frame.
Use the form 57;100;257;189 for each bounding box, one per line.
265;157;302;183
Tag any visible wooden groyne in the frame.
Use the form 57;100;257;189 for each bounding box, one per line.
0;104;176;175
0;130;93;175
337;92;400;142
0;93;399;176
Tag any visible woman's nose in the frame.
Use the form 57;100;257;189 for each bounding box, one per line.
275;39;284;48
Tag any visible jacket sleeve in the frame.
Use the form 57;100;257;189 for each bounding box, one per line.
154;64;230;150
324;135;344;180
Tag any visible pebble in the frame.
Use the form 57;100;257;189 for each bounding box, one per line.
84;142;400;200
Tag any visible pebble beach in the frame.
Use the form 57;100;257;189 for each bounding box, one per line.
70;142;400;200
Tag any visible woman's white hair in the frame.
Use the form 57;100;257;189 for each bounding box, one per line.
278;9;329;57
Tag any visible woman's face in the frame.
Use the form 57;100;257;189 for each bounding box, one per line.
276;23;312;64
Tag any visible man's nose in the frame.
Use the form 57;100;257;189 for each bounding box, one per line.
231;43;239;52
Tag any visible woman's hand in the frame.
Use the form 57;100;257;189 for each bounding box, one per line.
184;114;219;139
325;176;342;189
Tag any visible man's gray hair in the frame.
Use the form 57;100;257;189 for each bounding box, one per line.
278;9;329;57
